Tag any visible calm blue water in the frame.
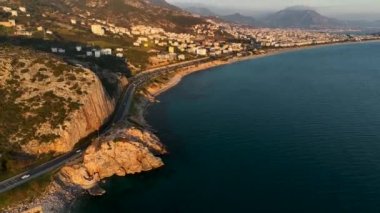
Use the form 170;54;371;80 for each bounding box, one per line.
73;42;380;213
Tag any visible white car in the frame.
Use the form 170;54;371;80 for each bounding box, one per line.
21;174;30;180
76;149;82;153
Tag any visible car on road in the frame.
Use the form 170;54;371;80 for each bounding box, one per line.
21;174;30;180
76;149;82;153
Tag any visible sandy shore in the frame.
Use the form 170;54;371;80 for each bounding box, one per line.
165;39;380;93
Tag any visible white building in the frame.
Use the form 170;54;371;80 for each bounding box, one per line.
94;51;101;58
168;46;175;54
71;19;77;25
2;7;12;12
51;48;58;53
19;7;26;13
196;48;207;56
11;10;18;17
91;25;105;36
178;54;186;60
101;48;112;55
76;46;82;52
86;51;93;57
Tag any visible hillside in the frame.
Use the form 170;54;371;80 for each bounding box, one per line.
5;0;205;32
184;6;217;17
0;45;114;177
263;8;344;28
220;13;259;27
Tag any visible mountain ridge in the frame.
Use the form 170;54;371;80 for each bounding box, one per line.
185;6;217;17
178;4;358;29
263;8;344;28
220;13;259;27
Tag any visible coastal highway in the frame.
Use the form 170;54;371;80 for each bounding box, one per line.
0;81;139;194
0;56;213;194
0;150;83;194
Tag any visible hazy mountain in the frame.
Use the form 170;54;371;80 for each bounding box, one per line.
172;2;272;18
263;7;344;28
175;3;346;29
284;5;315;11
184;6;217;16
147;0;186;11
220;13;259;26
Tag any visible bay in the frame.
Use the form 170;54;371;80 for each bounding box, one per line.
73;42;380;213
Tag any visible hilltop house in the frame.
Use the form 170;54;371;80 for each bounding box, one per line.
2;7;11;12
91;24;105;36
19;7;26;13
10;10;17;17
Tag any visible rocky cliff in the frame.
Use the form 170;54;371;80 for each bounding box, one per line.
0;45;116;155
60;127;166;189
23;76;115;154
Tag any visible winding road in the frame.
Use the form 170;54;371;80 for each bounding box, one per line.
0;57;212;194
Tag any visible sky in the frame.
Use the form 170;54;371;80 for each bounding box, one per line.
167;0;380;20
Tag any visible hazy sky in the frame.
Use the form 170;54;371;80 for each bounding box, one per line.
168;0;380;19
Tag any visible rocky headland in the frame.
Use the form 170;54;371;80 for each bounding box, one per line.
2;126;167;213
60;127;167;190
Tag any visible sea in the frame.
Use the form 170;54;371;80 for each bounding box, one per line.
73;41;380;213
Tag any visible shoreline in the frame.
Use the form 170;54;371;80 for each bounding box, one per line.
135;39;380;121
4;39;380;213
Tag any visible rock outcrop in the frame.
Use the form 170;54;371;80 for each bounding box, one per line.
60;127;166;189
23;75;115;154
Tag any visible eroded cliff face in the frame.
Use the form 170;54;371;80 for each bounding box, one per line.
22;76;115;154
0;46;119;155
60;127;166;189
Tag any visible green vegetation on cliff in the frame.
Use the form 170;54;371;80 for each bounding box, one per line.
0;45;95;177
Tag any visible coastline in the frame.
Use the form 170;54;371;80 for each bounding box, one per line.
72;37;380;213
4;39;380;213
133;39;380;125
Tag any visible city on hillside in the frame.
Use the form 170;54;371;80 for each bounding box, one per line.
0;2;379;74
